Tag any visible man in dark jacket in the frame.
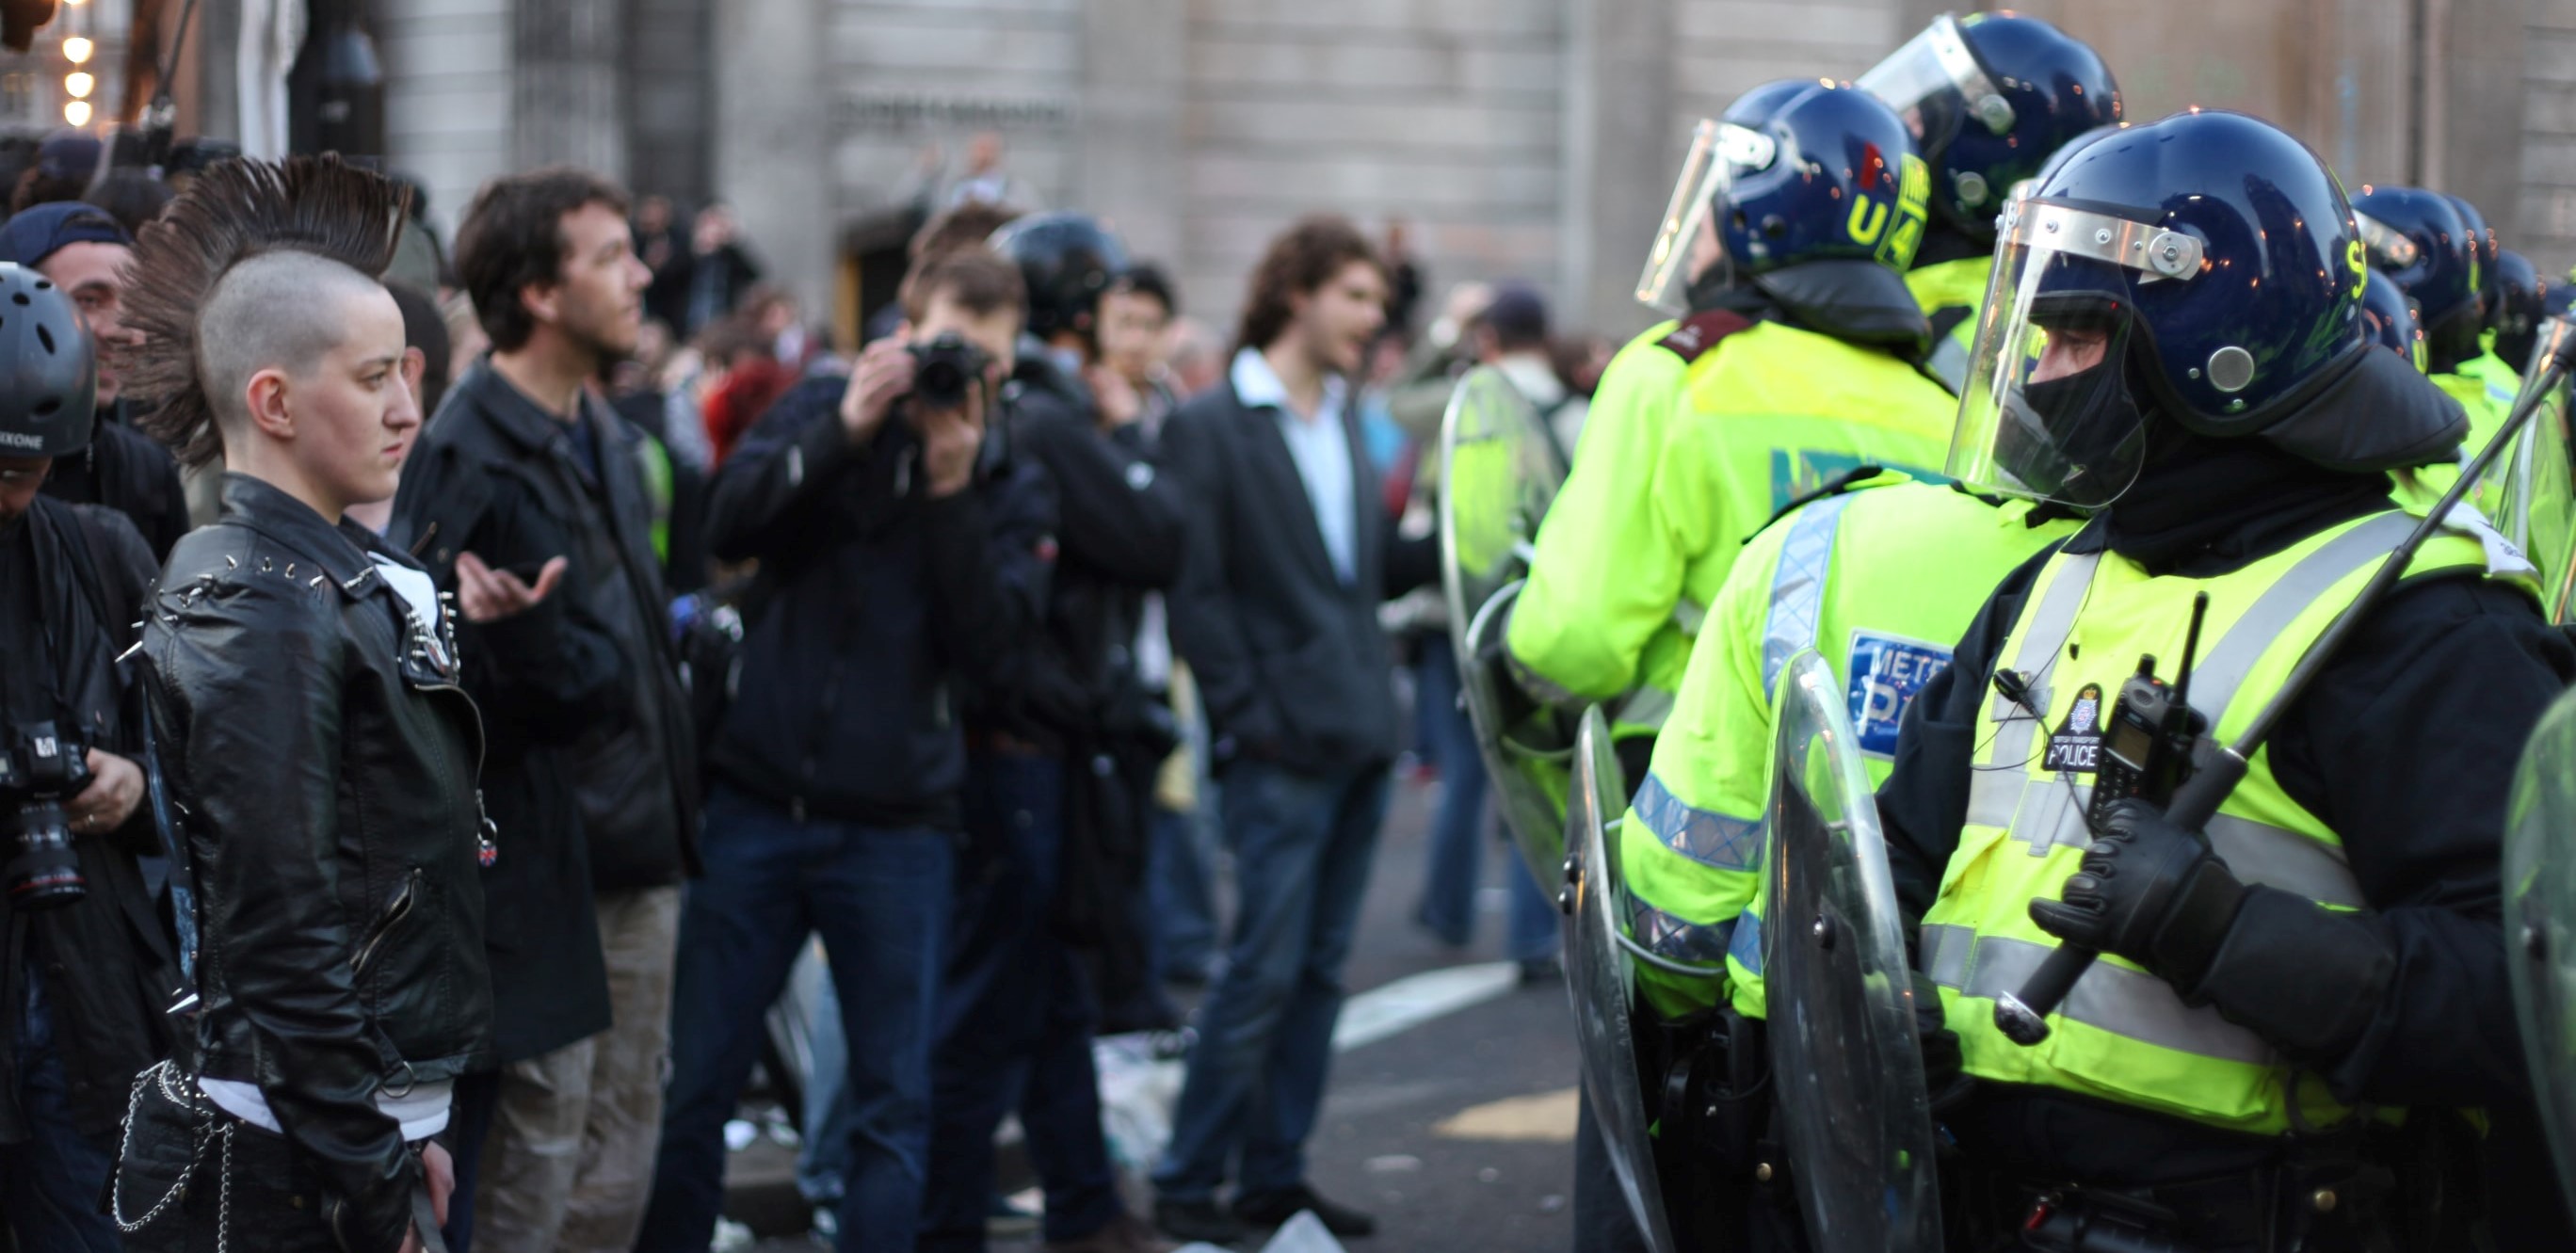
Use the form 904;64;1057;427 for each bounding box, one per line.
0;265;176;1253
116;154;487;1253
914;216;1185;1253
640;247;1030;1253
392;168;696;1253
1151;217;1435;1244
0;201;192;560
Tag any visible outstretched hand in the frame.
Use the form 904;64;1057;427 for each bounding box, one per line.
454;552;568;623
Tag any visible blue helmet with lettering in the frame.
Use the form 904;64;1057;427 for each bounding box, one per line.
2351;185;2480;353
1636;80;1929;312
2492;248;2548;372
1860;11;2122;246
2358;269;2425;371
1947;111;2461;507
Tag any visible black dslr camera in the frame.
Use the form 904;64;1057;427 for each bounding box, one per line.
907;333;990;409
1;720;90;910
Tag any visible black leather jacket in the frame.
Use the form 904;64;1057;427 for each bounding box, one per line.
141;475;493;1253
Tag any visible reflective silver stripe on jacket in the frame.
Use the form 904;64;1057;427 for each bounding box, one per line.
1760;492;1856;693
1972;515;2419;900
1632;771;1765;871
1632;899;1736;966
1729;903;1766;975
1919;924;2276;1066
1614;685;1677;731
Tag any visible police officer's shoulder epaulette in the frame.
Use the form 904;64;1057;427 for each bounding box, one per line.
1653;309;1756;364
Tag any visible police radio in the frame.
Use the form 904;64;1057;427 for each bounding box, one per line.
2085;592;2210;829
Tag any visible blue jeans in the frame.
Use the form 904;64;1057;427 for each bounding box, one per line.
1152;761;1391;1201
637;784;954;1253
1148;804;1218;981
922;751;1120;1251
0;966;121;1253
794;953;856;1205
1413;635;1561;963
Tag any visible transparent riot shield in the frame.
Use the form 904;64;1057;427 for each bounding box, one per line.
1562;707;1682;1253
1763;651;1942;1253
2507;686;2576;1206
2496;318;2576;622
1441;364;1575;883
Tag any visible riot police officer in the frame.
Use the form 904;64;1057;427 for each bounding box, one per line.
2353;185;2501;495
1879;109;2575;1251
2359;269;2426;370
1504;78;1957;787
1858;10;2121;390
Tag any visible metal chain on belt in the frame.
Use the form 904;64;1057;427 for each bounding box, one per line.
111;1059;237;1251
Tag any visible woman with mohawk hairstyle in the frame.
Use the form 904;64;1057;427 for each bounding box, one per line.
106;154;491;1253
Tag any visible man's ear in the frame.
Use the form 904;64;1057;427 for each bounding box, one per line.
518;279;562;331
244;367;295;441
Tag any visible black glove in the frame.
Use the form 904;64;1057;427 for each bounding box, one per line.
2026;799;2250;993
1910;970;1973;1116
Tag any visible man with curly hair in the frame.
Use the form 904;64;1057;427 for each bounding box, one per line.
106;154;493;1253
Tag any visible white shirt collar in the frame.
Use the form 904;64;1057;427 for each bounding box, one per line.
1231;346;1348;421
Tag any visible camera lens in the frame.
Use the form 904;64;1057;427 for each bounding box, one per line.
5;800;88;910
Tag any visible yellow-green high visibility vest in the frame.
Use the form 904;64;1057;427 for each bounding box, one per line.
1619;475;2077;1020
2410;363;2514;516
1508;313;1956;743
1907;254;1990;394
1923;507;2535;1134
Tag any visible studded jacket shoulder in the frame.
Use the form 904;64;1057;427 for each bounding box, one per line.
139;473;491;1253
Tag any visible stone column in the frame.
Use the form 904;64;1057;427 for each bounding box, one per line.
1078;0;1184;265
513;0;628;179
711;0;832;324
1560;0;1676;338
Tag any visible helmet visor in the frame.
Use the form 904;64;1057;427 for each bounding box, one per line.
1635;119;1775;313
1858;15;2010;158
1946;199;2204;508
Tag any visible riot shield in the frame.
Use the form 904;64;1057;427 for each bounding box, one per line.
2507;686;2576;1206
2497;317;2576;622
1441;364;1575;883
1763;650;1942;1253
1562;707;1682;1253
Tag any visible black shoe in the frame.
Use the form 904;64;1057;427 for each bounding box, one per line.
1154;1197;1248;1245
1232;1184;1377;1237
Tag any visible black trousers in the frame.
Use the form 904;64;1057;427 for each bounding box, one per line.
112;1066;440;1253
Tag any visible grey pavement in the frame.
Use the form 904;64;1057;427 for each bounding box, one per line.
743;763;1583;1252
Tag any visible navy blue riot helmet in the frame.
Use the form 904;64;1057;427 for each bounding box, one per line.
2443;193;2499;318
1636;79;1929;311
1948;111;2461;506
2351;185;2480;347
1859;11;2121;245
2359;269;2425;371
989;212;1130;343
2492;248;2548;373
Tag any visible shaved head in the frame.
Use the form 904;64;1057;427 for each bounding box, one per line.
197;250;392;441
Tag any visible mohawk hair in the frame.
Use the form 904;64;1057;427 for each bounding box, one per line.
117;154;408;468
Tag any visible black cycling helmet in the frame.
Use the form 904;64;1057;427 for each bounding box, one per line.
0;262;96;459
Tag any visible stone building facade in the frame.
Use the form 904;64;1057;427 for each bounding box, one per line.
365;0;2576;345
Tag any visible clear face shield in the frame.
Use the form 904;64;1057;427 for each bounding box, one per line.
1945;199;2206;508
1858;15;2014;162
1635;119;1779;314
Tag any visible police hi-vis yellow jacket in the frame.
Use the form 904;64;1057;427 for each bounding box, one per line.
1505;311;1957;742
1619;475;2078;1020
1923;506;2535;1134
1907;253;1992;392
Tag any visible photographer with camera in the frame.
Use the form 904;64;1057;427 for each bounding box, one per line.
640;247;1036;1253
0;261;177;1253
911;216;1184;1253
